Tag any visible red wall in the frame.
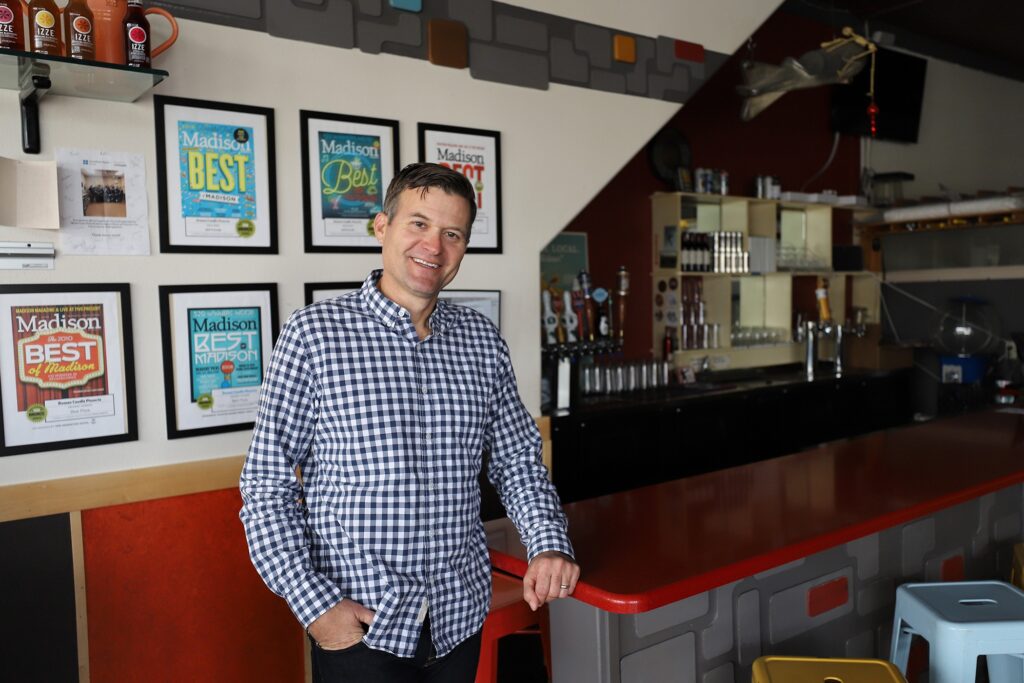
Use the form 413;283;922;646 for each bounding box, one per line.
83;489;305;682
564;10;862;358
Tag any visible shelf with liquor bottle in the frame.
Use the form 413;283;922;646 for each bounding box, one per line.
651;191;881;371
0;47;168;153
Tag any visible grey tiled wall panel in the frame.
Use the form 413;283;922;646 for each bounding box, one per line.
155;0;729;103
357;11;423;55
469;43;549;90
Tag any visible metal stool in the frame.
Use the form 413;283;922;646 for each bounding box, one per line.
890;581;1024;683
752;656;907;683
475;570;551;683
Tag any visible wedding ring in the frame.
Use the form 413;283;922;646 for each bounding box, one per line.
560;584;570;590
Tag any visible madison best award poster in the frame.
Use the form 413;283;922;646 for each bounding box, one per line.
186;306;263;409
0;292;128;448
178;120;257;238
318;132;382;236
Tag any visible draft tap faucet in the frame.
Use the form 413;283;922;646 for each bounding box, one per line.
834;324;845;376
805;320;818;380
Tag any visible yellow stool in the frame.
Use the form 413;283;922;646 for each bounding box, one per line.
752;656;907;683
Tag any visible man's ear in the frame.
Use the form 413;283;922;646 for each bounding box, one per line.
372;212;388;244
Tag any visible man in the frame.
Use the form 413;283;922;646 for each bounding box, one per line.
240;163;579;682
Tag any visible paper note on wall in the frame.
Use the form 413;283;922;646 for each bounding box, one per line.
0;157;59;231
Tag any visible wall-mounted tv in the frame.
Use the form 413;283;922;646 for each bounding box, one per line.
831;47;928;143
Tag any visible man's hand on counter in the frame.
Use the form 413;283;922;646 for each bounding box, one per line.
523;550;581;611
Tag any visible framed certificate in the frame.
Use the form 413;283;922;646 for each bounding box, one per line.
155;95;278;254
0;284;137;457
440;289;501;330
418;123;502;253
304;281;362;306
301;111;400;252
159;283;278;439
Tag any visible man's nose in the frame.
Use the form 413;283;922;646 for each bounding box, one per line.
421;230;442;253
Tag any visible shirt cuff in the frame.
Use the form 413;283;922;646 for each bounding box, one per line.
286;571;347;628
525;524;575;563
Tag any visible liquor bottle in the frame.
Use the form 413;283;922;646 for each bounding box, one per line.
123;0;150;67
816;276;833;325
0;1;26;50
28;0;62;56
63;0;95;60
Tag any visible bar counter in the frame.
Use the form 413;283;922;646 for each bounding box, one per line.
487;408;1024;681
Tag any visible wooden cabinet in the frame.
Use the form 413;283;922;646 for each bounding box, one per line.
651;192;880;371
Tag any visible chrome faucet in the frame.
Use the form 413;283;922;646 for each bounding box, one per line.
806;320;848;380
834;324;845;376
805;320;817;379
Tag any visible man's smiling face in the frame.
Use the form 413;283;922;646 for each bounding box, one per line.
373;187;471;310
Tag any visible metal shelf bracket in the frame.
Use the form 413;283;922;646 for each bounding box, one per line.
19;62;51;154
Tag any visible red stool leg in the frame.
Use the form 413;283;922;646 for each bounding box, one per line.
476;622;500;683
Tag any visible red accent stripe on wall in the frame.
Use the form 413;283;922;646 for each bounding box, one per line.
674;39;705;63
83;488;305;682
807;576;849;617
941;554;965;581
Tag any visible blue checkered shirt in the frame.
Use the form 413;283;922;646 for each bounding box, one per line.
240;270;573;658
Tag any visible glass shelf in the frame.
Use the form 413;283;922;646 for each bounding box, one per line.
0;47;167;101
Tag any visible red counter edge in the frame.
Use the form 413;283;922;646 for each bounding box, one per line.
489;470;1024;614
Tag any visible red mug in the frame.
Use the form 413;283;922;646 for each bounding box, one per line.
87;1;178;65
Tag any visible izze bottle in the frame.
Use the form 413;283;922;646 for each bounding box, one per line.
124;0;150;68
63;0;95;61
0;1;26;50
28;0;62;56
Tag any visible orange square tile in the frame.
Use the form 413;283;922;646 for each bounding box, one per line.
613;34;636;64
428;19;468;69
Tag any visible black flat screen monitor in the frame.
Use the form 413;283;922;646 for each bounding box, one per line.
831;47;928;143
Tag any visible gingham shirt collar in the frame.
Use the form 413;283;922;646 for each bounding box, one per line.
361;269;455;337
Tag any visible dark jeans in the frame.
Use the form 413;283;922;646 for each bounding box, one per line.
310;617;482;683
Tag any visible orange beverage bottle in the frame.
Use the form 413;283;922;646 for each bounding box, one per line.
123;0;149;67
63;0;95;60
28;0;61;55
0;1;26;51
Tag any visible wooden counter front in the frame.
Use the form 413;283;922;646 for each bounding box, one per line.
489;409;1024;614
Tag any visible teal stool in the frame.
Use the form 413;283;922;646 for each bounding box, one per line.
890;581;1024;683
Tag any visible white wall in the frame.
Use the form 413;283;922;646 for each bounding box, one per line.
0;2;787;485
866;55;1024;198
0;19;685;484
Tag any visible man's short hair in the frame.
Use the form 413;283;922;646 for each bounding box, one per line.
381;163;477;237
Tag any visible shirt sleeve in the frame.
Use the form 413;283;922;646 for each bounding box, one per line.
239;313;345;628
484;339;575;562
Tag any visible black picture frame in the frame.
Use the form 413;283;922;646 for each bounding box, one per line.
158;283;279;440
304;281;363;306
0;283;137;457
440;289;502;331
418;122;502;254
155;95;279;254
301;110;400;253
